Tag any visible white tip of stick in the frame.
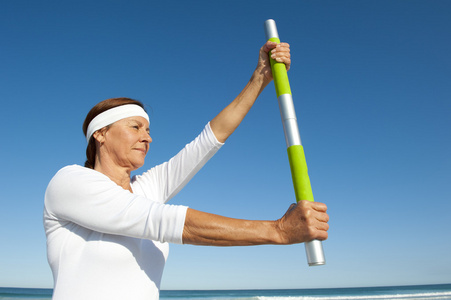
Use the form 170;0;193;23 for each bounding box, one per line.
264;19;279;40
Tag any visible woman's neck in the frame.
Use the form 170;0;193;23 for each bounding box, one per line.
94;161;133;193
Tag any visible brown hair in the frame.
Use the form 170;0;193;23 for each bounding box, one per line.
82;97;146;169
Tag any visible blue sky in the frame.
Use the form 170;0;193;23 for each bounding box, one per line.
1;0;450;290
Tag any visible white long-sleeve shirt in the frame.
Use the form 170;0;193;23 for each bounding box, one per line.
44;123;223;300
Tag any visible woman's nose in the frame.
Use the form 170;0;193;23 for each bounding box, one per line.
141;130;152;143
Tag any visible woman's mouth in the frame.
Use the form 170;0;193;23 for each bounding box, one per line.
134;148;147;154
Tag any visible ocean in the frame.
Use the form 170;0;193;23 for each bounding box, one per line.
0;284;450;300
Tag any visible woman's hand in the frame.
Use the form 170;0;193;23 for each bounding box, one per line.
255;41;291;85
274;201;329;244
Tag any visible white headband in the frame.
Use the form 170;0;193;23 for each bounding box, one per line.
86;104;149;142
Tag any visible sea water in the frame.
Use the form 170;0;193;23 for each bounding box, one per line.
1;284;450;300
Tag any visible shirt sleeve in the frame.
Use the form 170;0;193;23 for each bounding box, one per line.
132;122;224;203
44;165;188;244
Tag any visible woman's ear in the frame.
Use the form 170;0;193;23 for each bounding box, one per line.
93;127;108;144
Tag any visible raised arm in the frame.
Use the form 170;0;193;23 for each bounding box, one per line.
182;200;328;246
209;41;291;143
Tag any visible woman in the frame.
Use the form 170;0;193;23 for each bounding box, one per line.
44;41;329;300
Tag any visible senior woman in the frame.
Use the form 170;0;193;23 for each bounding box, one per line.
44;41;329;300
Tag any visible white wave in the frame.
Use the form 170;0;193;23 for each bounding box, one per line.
256;291;451;300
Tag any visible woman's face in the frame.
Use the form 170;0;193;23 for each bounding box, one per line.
99;116;152;170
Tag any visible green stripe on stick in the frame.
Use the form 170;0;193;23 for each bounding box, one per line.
287;145;314;202
268;37;292;97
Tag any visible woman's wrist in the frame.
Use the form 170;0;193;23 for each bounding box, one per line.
250;68;271;94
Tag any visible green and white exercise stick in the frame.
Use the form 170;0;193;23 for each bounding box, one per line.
264;19;326;266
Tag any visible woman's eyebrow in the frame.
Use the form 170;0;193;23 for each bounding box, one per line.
128;119;143;125
128;119;150;131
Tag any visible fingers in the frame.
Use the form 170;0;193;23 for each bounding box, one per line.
316;221;329;232
305;201;329;225
262;41;278;53
263;41;290;57
298;201;329;241
298;200;327;212
311;201;328;213
256;41;291;81
271;42;290;55
268;42;291;70
263;41;290;51
315;211;329;224
315;229;329;241
312;202;329;240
